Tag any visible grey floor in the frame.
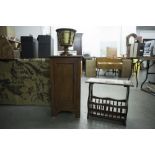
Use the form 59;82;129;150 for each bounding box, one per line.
0;70;155;129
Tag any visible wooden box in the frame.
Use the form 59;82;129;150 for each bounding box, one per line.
86;59;96;77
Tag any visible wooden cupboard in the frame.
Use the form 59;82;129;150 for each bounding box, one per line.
50;56;82;118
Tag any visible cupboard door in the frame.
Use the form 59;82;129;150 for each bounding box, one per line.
50;56;81;118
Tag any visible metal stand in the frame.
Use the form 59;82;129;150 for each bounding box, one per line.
141;60;155;95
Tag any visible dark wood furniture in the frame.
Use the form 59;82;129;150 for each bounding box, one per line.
50;56;82;118
96;57;123;77
86;78;133;125
73;33;83;55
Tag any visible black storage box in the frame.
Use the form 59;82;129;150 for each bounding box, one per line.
21;36;35;58
37;35;51;58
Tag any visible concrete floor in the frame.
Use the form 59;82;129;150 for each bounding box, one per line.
0;71;155;129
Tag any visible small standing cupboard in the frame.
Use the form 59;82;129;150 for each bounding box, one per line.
50;56;82;118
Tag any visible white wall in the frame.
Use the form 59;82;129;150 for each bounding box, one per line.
15;26;155;57
14;26;43;39
121;26;136;55
137;30;155;39
14;26;55;56
82;27;100;57
78;26;136;57
50;27;58;55
51;26;137;57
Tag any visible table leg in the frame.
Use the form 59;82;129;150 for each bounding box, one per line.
141;60;150;89
125;86;130;122
128;59;140;87
97;68;100;77
87;83;93;119
135;59;141;87
128;61;134;80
